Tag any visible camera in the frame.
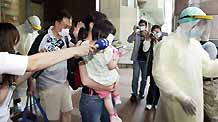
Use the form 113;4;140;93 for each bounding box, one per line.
150;32;158;40
135;25;146;32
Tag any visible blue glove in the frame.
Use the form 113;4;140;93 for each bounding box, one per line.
95;39;109;50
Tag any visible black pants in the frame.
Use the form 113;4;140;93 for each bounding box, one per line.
146;76;160;106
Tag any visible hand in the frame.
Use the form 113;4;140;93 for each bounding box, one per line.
133;25;137;32
73;21;85;38
27;87;35;96
74;42;90;57
75;40;83;46
177;96;196;115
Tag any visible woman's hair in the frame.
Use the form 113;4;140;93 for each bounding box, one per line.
0;23;20;53
151;25;161;32
83;11;108;32
0;23;20;86
92;19;116;41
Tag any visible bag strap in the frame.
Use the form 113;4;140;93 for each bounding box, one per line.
33;96;49;122
23;96;49;122
23;96;30;122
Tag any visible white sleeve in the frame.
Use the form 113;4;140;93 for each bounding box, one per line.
201;47;218;77
152;42;186;100
103;47;114;65
0;53;28;75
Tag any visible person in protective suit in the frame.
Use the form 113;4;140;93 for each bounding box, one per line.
198;21;218;122
152;7;218;122
16;15;41;55
12;16;41;112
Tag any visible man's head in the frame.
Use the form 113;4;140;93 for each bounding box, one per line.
53;9;72;36
138;19;147;31
24;15;41;33
176;7;213;41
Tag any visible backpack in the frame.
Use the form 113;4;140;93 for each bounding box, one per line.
28;30;82;90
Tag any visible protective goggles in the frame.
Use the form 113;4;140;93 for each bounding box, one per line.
27;18;42;31
179;15;213;20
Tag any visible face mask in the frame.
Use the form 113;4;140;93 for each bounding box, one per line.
190;26;205;40
157;32;162;38
58;28;70;37
24;21;35;33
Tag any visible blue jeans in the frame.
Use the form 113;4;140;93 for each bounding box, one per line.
132;61;148;96
79;93;111;122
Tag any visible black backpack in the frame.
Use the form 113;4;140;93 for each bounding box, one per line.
28;30;82;90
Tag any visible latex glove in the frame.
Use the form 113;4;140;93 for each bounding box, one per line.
177;96;196;115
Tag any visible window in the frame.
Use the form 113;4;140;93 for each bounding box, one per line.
122;0;136;8
122;0;128;6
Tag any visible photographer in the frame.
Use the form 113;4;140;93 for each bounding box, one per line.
127;19;150;102
144;25;164;110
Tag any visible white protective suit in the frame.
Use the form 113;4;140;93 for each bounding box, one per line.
16;25;39;55
16;16;41;55
152;32;218;122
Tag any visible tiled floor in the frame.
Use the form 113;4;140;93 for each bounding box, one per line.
71;68;156;122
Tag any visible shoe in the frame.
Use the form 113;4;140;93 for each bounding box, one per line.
145;105;152;110
139;94;145;99
113;95;122;105
110;113;122;122
130;95;137;102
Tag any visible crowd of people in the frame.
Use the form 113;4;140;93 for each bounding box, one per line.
1;6;218;122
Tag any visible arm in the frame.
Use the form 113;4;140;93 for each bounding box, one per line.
107;53;119;70
0;44;89;75
0;84;9;104
127;32;136;43
15;72;33;86
79;62;113;91
152;42;187;100
26;44;89;72
201;47;218;77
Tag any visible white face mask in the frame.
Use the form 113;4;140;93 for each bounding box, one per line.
157;32;162;38
58;28;70;37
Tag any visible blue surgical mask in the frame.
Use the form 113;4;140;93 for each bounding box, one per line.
190;26;205;40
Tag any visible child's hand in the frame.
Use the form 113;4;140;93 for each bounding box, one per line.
109;82;117;92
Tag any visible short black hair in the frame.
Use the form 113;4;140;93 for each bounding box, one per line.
138;19;147;26
151;25;161;32
83;11;108;31
53;9;72;22
92;19;116;41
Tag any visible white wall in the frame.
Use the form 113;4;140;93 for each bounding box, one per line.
100;0;138;64
100;0;120;39
119;6;137;64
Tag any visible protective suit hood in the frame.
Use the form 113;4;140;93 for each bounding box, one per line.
177;7;212;42
24;16;41;33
